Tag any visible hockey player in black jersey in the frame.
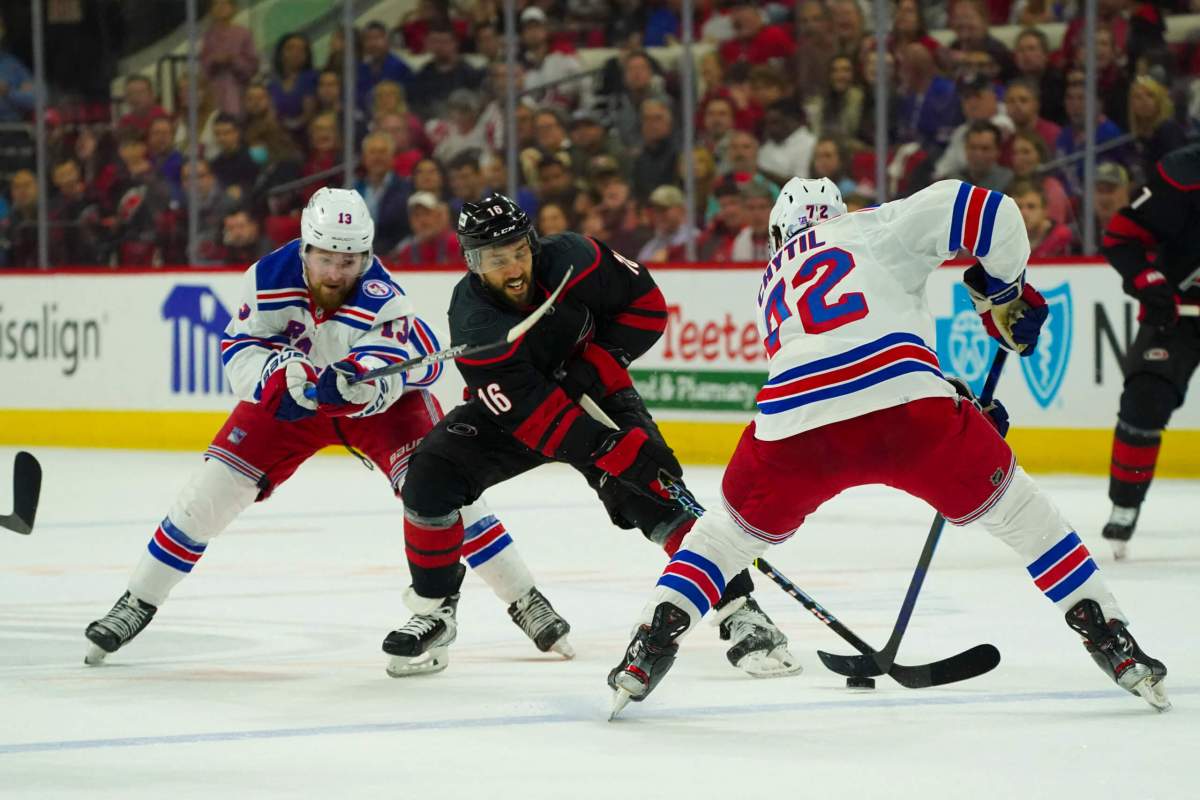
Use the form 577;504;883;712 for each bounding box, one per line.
382;194;801;678
1100;144;1200;559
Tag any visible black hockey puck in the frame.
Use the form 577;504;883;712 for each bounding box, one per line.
846;676;876;689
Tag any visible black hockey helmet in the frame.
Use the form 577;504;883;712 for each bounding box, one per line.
456;193;539;273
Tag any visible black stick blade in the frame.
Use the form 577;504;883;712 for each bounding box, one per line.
1;451;42;535
888;644;1001;688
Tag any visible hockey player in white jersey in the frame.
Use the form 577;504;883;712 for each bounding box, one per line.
608;177;1170;714
84;188;572;674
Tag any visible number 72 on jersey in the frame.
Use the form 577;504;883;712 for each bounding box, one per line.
760;242;869;357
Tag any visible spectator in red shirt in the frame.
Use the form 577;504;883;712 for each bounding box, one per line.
301;112;341;203
389;191;461;265
117;75;168;136
1003;77;1060;156
694;175;743;261
1010;179;1074;258
1008;131;1072;227
374;112;424;177
719;2;796;67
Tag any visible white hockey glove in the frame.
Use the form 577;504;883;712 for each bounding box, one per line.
258;350;319;421
962;263;1049;356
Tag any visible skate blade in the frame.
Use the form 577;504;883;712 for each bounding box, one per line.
551;636;576;660
385;646;449;678
83;643;109;666
735;645;804;678
608;688;634;721
1133;677;1172;712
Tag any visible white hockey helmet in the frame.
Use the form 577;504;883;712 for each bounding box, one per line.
301;187;375;272
769;177;847;254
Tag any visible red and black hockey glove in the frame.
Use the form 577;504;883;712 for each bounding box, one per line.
1123;268;1179;328
258;350;319;422
591;427;681;505
963;263;1049;356
315;359;388;417
555;343;634;401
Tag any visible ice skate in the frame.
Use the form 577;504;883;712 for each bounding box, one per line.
84;591;157;665
1101;505;1139;560
714;595;802;678
382;593;459;677
508;587;574;658
1065;599;1170;711
608;601;690;720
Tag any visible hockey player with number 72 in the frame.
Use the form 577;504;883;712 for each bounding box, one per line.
608;177;1170;716
83;188;573;669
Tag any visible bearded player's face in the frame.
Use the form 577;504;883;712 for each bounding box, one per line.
477;239;534;308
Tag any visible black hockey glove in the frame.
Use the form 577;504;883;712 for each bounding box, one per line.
946;376;1009;438
1123;267;1179;328
592;427;681;505
555;343;633;401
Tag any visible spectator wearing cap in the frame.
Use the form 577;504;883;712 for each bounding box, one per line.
719;2;796;68
934;72;1013;180
805;55;865;143
267;33;318;147
1008;131;1072;227
730;181;774;262
609;50;672;151
1055;72;1126;196
391;191;461;265
355;132;411;254
200;0;259;116
410;21;484;119
1128;75;1186;188
519;6;588;109
118;75;169;136
758;101;817;186
1012;28;1066;126
895;43;961;155
427;89;489;164
638;186;699;263
1092;162;1131;245
695;175;744;261
632;98;679;202
209;113;259;201
570;108;628;182
0;18;33;123
1003;77;1059;159
359;21;414;109
948;120;1011;192
1010;180;1074;259
946;0;1014;83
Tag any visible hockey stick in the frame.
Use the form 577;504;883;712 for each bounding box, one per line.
1178;305;1199;317
754;557;1000;688
817;349;1009;681
339;266;574;386
1;451;42;535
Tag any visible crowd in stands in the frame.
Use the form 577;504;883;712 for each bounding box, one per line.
2;0;1199;268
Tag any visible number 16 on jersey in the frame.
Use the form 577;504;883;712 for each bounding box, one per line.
761;245;869;357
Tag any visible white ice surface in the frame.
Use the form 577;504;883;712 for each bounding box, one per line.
1;446;1197;799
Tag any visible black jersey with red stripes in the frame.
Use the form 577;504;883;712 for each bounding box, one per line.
447;232;668;465
1101;143;1200;299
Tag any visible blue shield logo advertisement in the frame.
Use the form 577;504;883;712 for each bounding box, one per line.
1019;283;1072;408
162;285;233;395
934;284;999;396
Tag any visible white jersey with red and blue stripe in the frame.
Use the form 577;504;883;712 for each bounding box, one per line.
753;179;1030;441
221;239;444;417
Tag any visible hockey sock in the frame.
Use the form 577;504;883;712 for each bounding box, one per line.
1108;420;1162;508
128;458;258;607
405;509;466;599
460;502;533;605
975;466;1125;622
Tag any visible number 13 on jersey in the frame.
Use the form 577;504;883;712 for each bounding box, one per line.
762;246;869;357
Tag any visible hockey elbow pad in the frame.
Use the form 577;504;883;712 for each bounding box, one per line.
963;263;1048;356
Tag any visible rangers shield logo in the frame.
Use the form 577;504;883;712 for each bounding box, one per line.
1019;282;1072;408
934;284;999;396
